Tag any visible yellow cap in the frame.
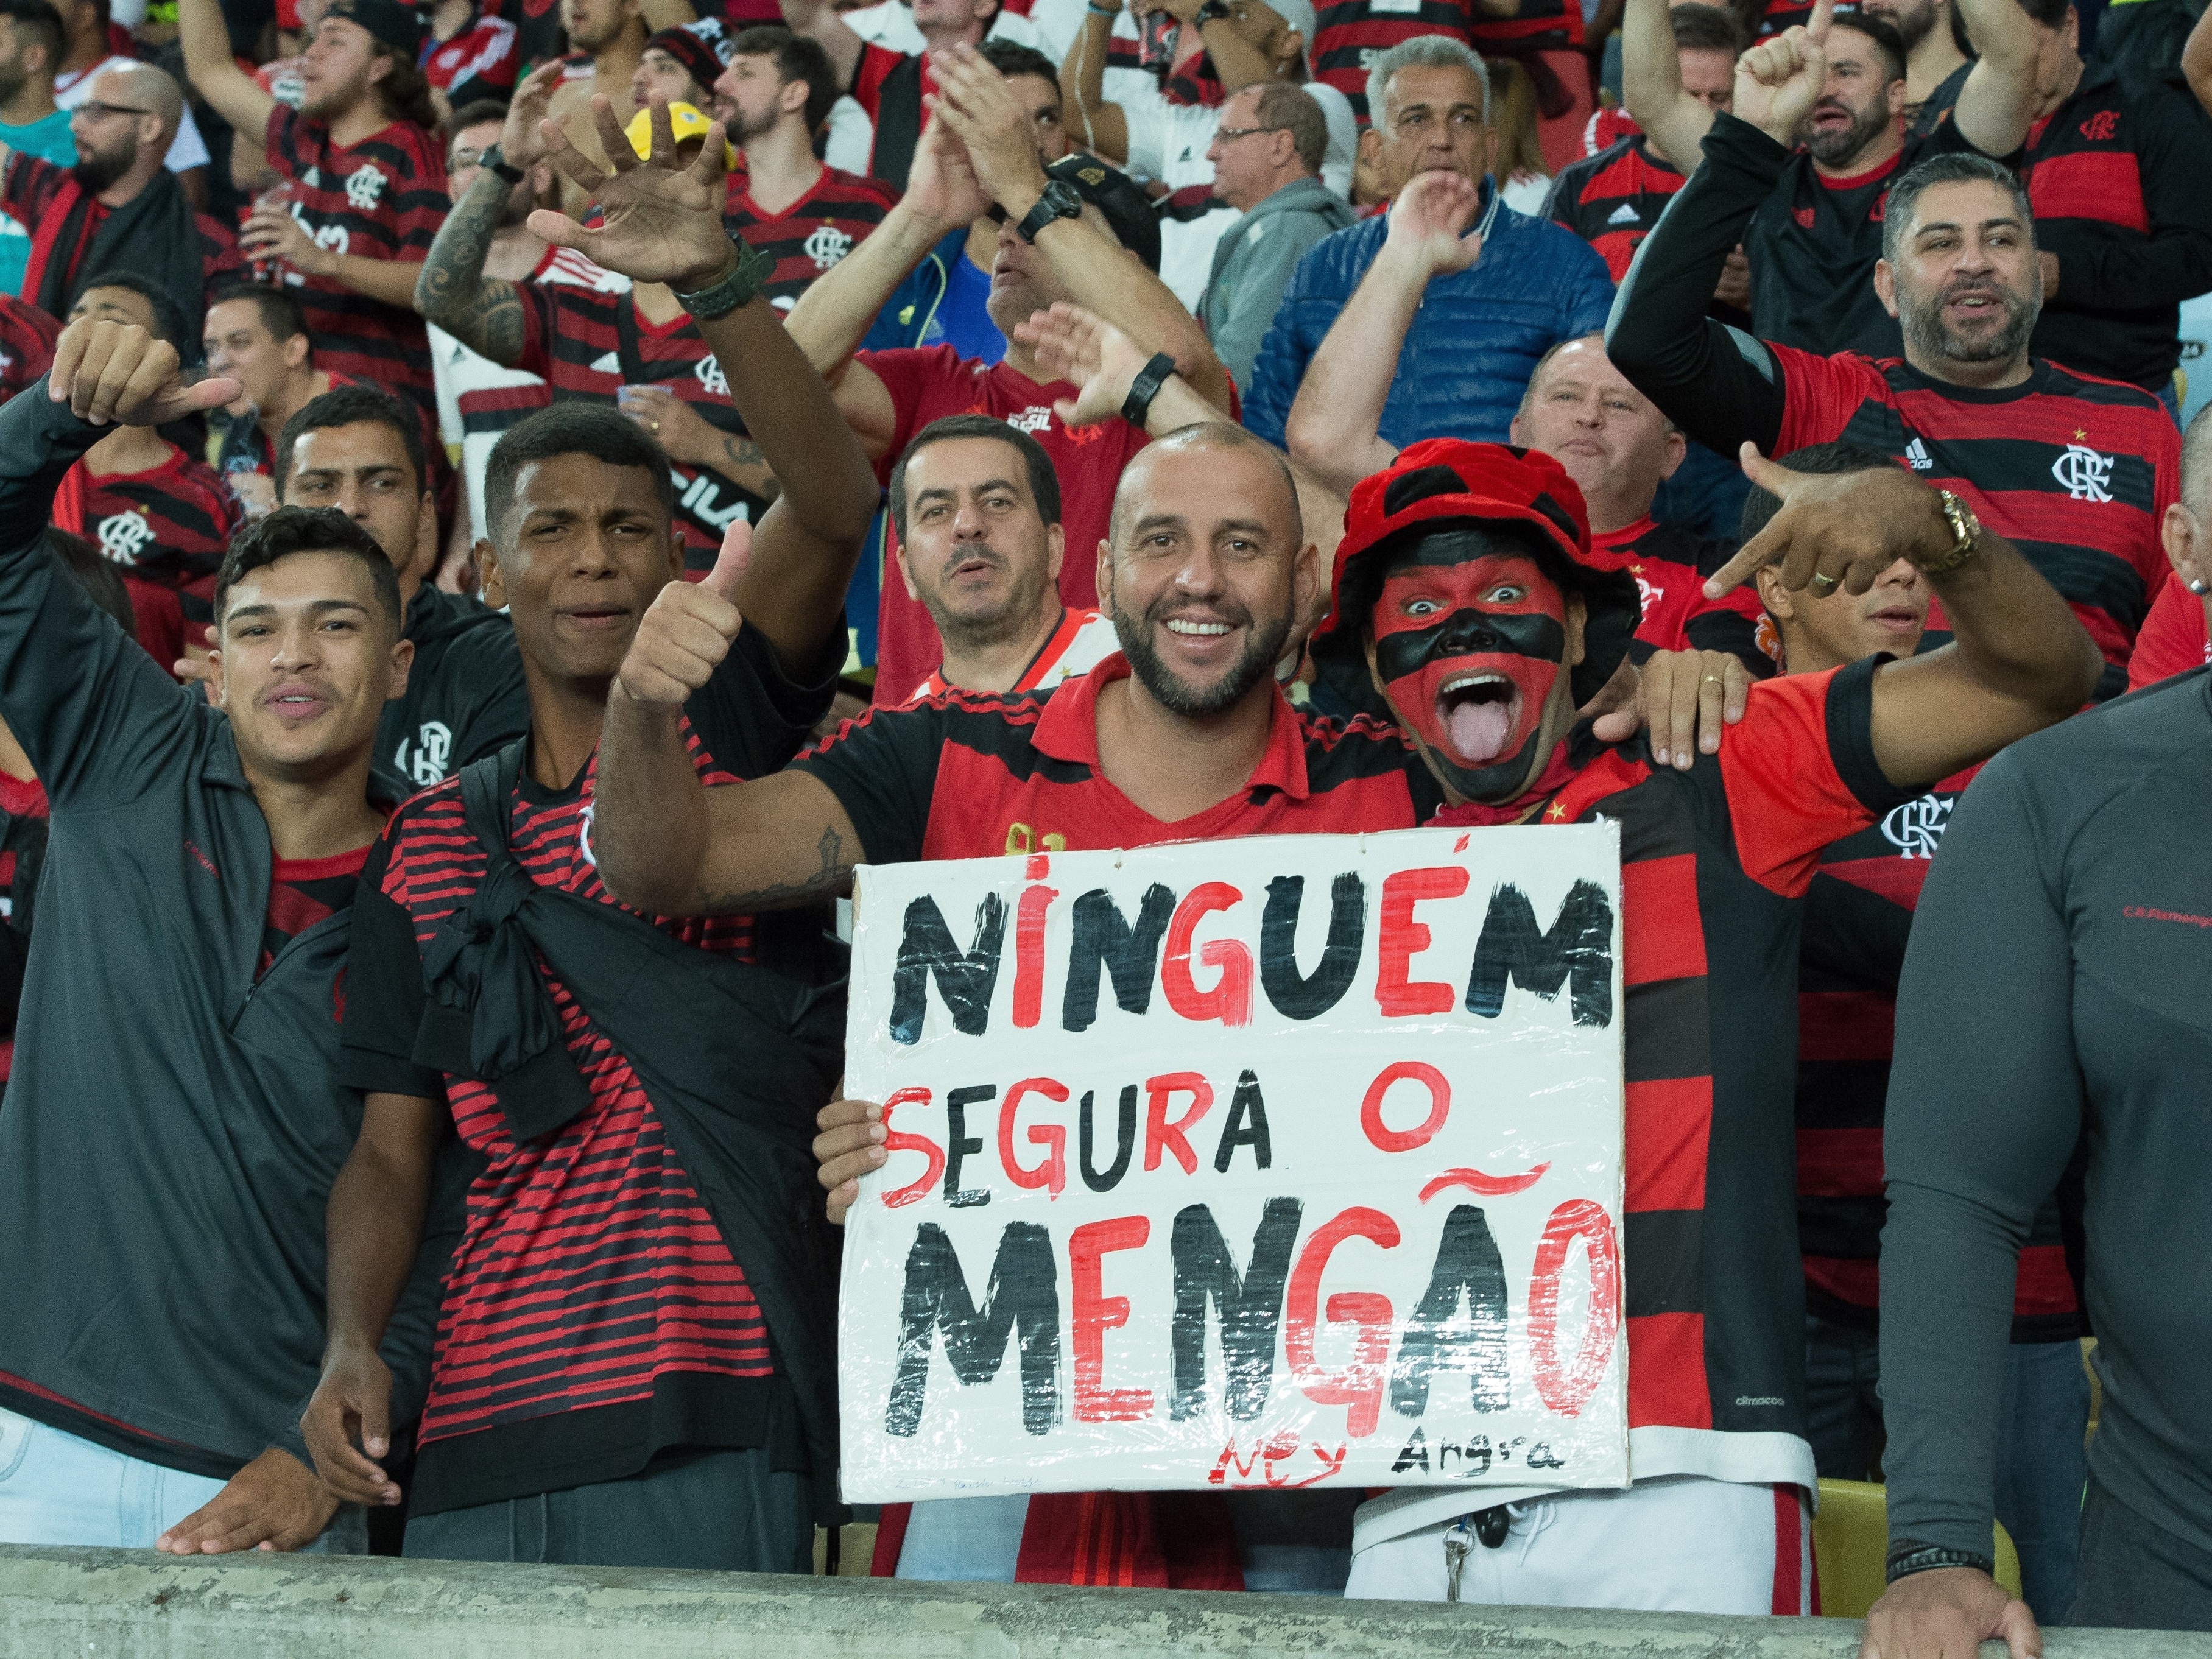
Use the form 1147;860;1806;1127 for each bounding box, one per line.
622;101;737;171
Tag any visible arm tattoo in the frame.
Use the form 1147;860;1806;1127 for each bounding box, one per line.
699;825;856;912
418;167;525;365
714;433;780;501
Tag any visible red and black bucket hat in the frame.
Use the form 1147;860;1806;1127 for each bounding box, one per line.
1309;439;1641;711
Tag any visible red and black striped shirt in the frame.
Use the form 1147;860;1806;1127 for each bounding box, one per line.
723;166;896;309
1432;657;1914;1479
515;284;763;570
1311;0;1479;125
261;108;444;415
1773;347;2180;693
76;444;242;596
260;845;368;981
1546;135;1686;283
348;733;773;1513
0;296;58;404
1588;515;1772;676
1794;763;2083;1342
2018;62;2212;392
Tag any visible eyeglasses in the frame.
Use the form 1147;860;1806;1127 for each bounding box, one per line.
1212;124;1287;143
69;100;152;122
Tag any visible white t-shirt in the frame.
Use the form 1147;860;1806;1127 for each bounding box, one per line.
1117;79;1358;199
431;244;630;537
54;57;210;174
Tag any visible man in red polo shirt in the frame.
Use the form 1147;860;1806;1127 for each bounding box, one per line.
784;45;1228;702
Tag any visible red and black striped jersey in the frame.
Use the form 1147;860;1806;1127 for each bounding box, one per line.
481;0;565;71
1545;135;1686;283
1468;0;1582;52
340;625;828;1515
1588;515;1772;676
0;769;48;1085
2019;62;2212;392
514;283;764;569
0;297;59;404
1771;347;2180;692
722;166;896;308
76;444;242;594
1753;0;1814;32
259;845;368;981
1432;656;1915;1479
1102;20;1231;107
1793;761;2085;1343
1311;0;1479;124
792;652;1437;862
261;107;445;414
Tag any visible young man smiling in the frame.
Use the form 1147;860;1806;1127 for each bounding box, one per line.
0;316;442;1556
300;96;880;1570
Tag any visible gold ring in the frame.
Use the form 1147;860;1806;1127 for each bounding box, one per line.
1809;571;1840;591
1702;675;1724;686
651;420;661;434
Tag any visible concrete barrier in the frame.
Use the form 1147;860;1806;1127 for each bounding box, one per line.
4;1546;2211;1659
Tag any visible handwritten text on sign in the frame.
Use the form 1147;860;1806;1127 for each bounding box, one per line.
839;826;1627;1502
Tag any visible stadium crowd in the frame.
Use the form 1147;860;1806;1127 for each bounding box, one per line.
0;0;2208;1641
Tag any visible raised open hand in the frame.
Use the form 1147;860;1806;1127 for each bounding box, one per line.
1014;301;1155;429
904;113;990;233
501;60;565;171
48;319;240;427
528;93;739;293
1734;0;1831;146
1385;167;1485;279
928;44;1051;218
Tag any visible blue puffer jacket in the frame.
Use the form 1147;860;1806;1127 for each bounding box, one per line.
1242;180;1616;451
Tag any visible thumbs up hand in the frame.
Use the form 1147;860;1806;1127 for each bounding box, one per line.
614;519;752;707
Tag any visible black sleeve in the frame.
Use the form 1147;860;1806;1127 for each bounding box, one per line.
445;625;533;772
0;382;203;812
2055;86;2212;310
686;616;844;783
1879;753;2085;1557
340;829;445;1101
1605;113;1789;458
784;700;948;868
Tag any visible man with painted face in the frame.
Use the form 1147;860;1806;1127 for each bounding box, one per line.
1305;434;2100;1611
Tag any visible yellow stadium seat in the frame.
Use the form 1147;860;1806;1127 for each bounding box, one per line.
1812;1479;2023;1619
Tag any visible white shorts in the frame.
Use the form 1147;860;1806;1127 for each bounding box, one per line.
1343;1476;1813;1615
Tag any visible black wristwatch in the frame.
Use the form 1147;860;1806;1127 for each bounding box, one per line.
1121;351;1178;428
1015;180;1084;245
1194;1;1232;23
479;143;525;185
1885;1541;1998;1585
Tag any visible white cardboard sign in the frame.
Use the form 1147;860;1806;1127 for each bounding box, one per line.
838;826;1627;1503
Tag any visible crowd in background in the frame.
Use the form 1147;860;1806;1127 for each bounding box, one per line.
0;0;2208;1643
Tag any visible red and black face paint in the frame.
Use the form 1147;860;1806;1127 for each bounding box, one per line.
1368;530;1569;801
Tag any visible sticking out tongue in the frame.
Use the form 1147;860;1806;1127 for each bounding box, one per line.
1447;696;1515;765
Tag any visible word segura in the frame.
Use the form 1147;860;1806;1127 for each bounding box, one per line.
885;861;1616;1044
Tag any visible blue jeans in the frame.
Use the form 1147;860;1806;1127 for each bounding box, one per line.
0;1406;363;1551
1653;439;1756;543
1995;1341;2090;1626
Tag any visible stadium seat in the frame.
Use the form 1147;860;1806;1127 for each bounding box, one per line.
1813;1479;2023;1619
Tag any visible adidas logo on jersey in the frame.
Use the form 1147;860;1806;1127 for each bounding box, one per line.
590;351;621;374
1904;438;1932;471
1606;203;1640;225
